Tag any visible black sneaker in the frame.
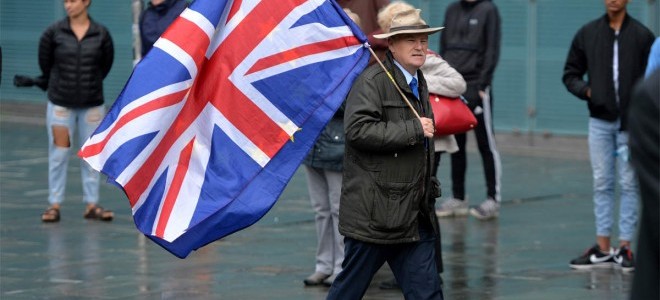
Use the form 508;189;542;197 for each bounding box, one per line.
614;245;635;272
569;244;615;270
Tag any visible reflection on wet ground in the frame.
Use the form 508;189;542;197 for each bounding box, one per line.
0;118;634;299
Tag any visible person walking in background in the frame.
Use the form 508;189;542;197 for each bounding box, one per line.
301;8;360;289
139;0;187;57
562;0;654;272
336;0;389;38
338;0;390;66
36;0;115;222
326;9;444;299
436;0;502;220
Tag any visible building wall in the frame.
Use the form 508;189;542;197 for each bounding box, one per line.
0;1;135;109
411;0;658;135
1;0;658;135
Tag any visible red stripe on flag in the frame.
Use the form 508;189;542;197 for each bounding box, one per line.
210;82;291;157
78;89;189;158
155;137;195;238
124;97;206;207
193;0;307;158
161;17;211;69
124;0;307;207
226;0;242;23
246;36;361;75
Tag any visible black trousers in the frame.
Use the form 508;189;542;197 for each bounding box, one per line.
450;84;501;201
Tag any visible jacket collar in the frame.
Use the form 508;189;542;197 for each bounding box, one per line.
57;17;101;37
602;12;631;32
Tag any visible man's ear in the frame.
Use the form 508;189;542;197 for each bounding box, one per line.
387;37;396;52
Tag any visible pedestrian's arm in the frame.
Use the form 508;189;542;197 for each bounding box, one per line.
421;55;466;97
477;6;501;92
101;29;114;79
344;77;424;152
38;27;55;81
439;11;448;57
562;31;590;100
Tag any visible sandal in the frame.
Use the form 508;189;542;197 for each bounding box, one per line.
83;205;114;221
41;207;60;223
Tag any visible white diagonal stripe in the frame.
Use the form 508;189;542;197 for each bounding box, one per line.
155;39;198;79
180;8;216;41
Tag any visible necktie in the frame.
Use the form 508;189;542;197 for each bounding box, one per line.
409;77;419;99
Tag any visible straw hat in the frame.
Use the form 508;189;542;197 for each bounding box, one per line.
373;9;443;39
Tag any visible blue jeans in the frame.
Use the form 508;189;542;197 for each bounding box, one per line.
588;118;638;241
47;101;105;205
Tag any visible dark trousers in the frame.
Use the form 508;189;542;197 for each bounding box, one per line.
451;85;501;201
326;224;443;300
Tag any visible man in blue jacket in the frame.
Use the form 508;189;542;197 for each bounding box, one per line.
139;0;188;57
562;0;654;273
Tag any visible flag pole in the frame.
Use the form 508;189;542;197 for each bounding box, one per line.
366;46;421;119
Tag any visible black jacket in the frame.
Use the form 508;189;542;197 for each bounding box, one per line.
302;108;345;172
39;17;114;108
562;13;654;130
339;52;438;244
139;0;188;56
440;0;501;91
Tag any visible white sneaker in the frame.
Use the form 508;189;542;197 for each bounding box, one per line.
435;198;469;218
469;199;499;220
303;271;331;286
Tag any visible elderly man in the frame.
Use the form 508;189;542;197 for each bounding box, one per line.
326;9;444;300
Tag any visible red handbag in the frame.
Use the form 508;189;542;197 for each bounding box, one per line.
429;94;478;135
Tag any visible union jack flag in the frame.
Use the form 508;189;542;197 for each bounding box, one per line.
79;0;369;258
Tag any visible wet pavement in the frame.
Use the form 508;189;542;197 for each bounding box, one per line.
0;103;634;299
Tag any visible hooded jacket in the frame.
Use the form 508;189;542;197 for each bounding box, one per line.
440;0;500;91
563;13;654;130
39;17;114;108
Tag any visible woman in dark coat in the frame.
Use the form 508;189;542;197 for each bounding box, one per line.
39;0;114;222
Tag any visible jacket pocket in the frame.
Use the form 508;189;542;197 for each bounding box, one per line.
369;181;418;232
382;98;411;122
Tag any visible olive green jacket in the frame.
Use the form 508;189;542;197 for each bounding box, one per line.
339;52;438;244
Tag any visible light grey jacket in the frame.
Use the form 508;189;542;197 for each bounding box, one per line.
421;52;467;153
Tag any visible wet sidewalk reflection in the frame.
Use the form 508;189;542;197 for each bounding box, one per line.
0;119;634;299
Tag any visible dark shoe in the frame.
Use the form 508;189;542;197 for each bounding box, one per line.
41;207;60;223
569;244;615;270
83;205;114;221
303;272;330;286
614;246;635;273
322;273;337;287
378;277;400;290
